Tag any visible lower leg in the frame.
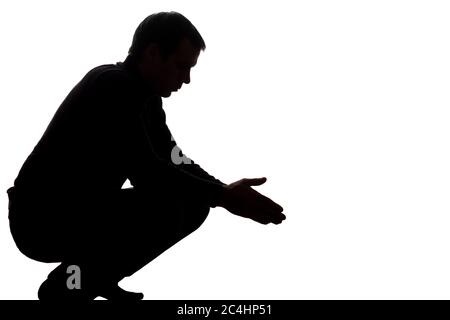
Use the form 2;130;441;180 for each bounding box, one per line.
38;188;211;300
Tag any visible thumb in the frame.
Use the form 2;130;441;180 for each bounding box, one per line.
243;177;267;186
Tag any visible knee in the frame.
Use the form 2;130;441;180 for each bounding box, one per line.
196;205;210;228
183;204;210;235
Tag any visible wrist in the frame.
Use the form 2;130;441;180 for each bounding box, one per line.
213;184;228;208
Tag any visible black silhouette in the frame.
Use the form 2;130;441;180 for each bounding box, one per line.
7;12;285;300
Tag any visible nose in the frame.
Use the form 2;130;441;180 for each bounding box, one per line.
184;70;191;84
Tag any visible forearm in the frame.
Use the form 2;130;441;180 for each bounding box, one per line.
178;160;226;186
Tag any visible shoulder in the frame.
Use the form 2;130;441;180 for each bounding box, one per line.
85;64;133;89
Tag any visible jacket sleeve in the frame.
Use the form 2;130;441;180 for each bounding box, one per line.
151;106;226;187
96;70;225;207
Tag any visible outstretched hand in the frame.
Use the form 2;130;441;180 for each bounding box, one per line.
218;177;286;225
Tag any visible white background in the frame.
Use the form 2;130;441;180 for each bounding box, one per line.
1;0;449;299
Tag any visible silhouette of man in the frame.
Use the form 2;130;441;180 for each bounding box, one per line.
7;11;285;300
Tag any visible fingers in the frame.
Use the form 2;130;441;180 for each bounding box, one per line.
251;211;286;225
234;177;286;225
250;192;285;224
249;202;286;225
258;193;284;213
264;209;286;225
242;177;267;187
273;212;286;224
242;178;283;212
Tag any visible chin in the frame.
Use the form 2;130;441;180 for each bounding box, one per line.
159;90;172;98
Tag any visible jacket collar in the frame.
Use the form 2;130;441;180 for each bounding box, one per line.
117;55;159;103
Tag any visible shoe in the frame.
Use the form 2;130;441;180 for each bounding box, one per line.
38;263;143;301
38;263;96;301
97;284;144;301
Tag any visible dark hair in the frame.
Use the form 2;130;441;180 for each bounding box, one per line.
128;11;206;61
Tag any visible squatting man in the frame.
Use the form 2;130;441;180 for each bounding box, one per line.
7;11;286;300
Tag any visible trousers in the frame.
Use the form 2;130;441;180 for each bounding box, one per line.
7;185;210;284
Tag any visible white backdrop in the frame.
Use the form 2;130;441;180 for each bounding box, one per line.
1;0;450;299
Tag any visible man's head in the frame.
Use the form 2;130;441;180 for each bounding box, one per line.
128;12;206;97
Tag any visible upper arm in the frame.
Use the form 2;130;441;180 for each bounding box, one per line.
91;70;138;117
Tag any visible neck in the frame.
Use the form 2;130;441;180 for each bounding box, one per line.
123;55;157;97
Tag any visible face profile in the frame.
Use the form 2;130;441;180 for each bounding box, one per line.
140;37;200;98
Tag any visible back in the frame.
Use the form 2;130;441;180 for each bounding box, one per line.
12;63;141;196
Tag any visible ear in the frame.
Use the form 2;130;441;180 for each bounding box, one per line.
143;43;161;63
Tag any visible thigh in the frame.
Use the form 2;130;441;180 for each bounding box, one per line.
106;187;209;243
97;187;211;279
8;185;210;265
